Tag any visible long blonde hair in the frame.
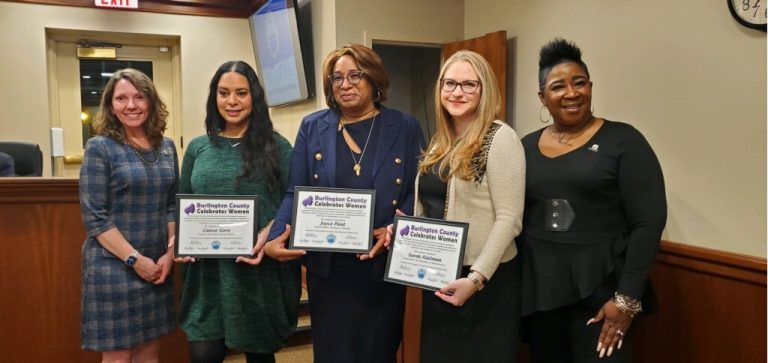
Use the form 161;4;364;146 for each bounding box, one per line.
419;50;501;180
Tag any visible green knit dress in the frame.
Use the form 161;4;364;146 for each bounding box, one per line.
178;133;300;353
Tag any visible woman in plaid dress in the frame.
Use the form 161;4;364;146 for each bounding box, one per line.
79;68;178;362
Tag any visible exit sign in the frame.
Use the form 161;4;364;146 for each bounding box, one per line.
95;0;138;9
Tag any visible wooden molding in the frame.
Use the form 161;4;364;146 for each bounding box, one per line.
0;177;79;203
658;240;766;286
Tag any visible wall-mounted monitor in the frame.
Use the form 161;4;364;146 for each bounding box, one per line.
249;0;312;107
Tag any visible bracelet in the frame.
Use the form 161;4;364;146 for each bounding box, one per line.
613;292;642;318
467;271;486;291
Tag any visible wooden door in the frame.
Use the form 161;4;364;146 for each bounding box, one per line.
399;30;509;363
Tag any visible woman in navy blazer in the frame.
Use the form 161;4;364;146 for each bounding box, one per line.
264;44;425;363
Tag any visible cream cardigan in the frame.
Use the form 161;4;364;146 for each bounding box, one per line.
414;120;525;280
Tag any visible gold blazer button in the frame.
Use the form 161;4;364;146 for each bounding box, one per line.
315;153;323;161
395;178;402;185
394;157;402;165
314;173;319;180
392;199;398;206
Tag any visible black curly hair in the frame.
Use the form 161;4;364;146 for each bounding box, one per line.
538;38;590;91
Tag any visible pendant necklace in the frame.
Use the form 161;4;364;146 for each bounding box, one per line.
225;138;241;148
339;113;377;176
220;128;244;148
547;127;574;145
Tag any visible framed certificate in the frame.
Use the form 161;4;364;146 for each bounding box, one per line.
175;194;258;258
290;186;375;253
384;215;469;291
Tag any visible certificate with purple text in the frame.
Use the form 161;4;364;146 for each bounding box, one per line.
290;187;375;253
175;194;258;258
384;216;468;291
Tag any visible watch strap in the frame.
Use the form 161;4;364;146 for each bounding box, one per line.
467;271;485;291
124;251;139;267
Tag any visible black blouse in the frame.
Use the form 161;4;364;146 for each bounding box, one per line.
519;120;667;315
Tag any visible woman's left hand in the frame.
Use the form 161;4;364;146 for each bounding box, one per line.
358;227;388;261
236;223;271;265
589;299;634;358
435;278;477;306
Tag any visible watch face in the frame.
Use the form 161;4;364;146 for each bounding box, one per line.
729;0;767;31
125;255;138;266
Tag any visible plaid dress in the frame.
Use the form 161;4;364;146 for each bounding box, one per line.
79;136;178;351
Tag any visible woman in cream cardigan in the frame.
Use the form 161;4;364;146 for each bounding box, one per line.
412;50;525;362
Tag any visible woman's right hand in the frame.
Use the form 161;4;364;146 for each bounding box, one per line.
168;235;196;263
263;224;306;262
384;209;407;249
133;255;162;283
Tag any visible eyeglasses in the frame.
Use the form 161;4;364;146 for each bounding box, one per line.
329;71;365;87
441;78;481;94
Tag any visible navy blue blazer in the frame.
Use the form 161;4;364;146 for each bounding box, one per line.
269;106;425;279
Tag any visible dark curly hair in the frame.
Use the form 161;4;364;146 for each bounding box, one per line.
538;38;590;91
94;68;168;148
205;61;280;192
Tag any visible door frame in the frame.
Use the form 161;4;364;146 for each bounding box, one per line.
45;28;182;175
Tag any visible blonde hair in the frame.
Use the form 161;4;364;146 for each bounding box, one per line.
419;50;502;180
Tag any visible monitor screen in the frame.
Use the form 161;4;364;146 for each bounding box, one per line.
249;0;311;107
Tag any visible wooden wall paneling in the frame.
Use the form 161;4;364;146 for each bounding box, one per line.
632;241;766;363
0;179;190;362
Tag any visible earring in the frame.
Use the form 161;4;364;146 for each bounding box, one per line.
374;89;382;102
328;95;337;108
539;105;552;123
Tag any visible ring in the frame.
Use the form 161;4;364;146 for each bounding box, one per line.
616;330;624;336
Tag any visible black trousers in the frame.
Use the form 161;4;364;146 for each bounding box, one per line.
521;302;634;363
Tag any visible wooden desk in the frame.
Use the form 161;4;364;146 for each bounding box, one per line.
0;178;189;362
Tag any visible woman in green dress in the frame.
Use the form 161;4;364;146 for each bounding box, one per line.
175;61;300;363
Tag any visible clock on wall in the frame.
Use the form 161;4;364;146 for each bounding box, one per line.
727;0;767;31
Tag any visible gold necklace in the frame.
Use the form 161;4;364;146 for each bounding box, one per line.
339;113;377;176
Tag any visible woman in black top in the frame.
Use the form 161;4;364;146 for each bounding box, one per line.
519;38;667;362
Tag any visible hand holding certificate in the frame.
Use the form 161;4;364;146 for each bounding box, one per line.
384;216;468;291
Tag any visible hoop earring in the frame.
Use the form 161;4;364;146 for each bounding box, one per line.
374;89;382;102
539;105;552;123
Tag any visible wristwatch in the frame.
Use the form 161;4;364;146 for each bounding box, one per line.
467;271;486;291
124;251;139;267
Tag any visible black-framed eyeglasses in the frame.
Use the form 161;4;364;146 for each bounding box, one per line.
440;78;481;94
329;71;365;87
